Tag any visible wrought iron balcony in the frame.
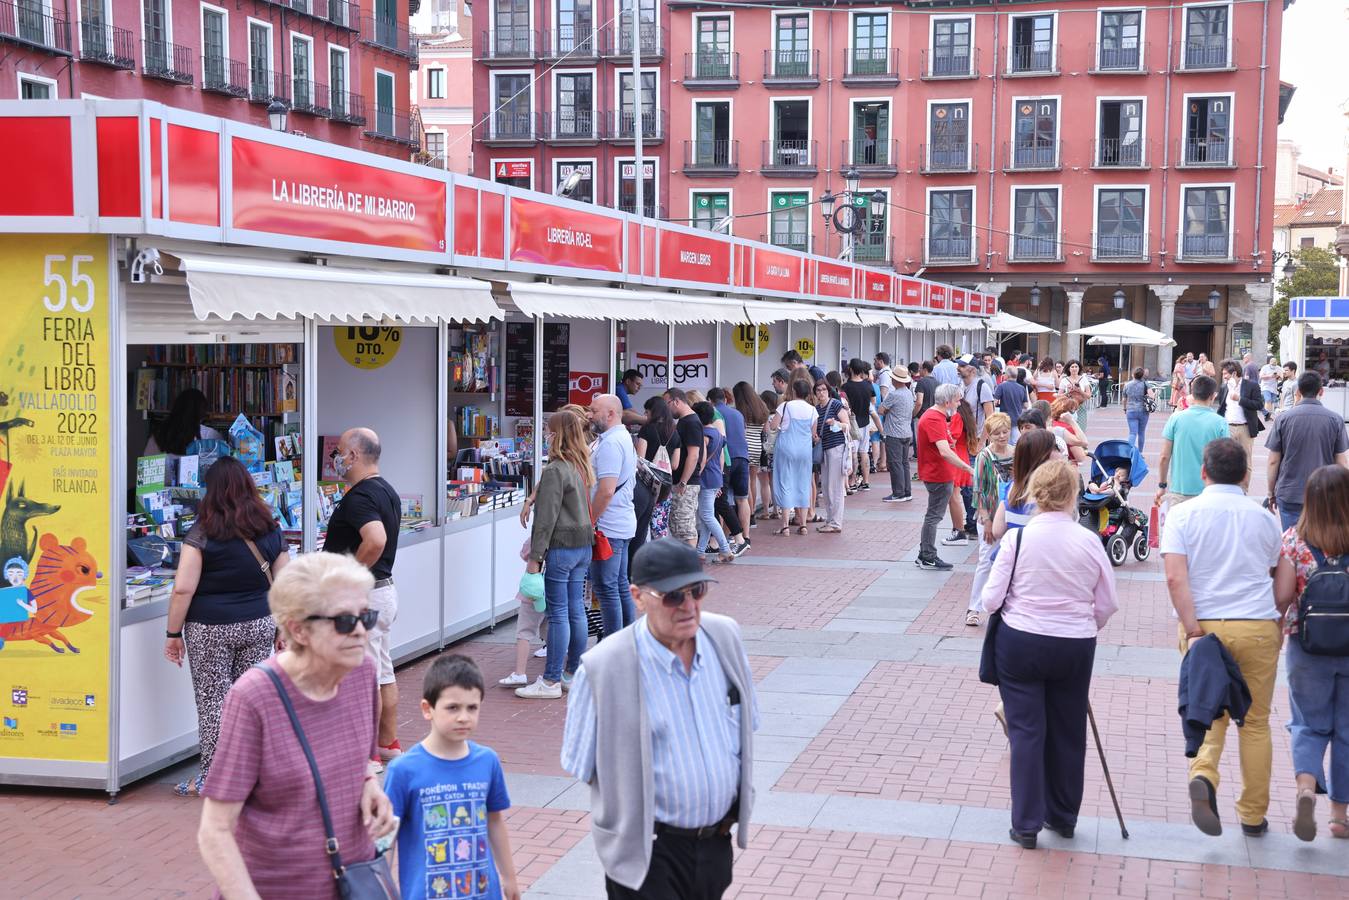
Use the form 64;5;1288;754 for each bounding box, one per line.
1093;138;1149;168
0;0;71;55
763;48;819;85
854;233;893;266
329;89;366;125
761;139;816;175
1178;34;1233;71
78;22;133;69
479;111;539;144
248;69;289;106
608;109;665;143
263;0;360;30
1089;41;1146;73
604;22;664;58
544;109;600;142
202;56;249;98
291;79;331;117
1092;232;1150;262
480;26;535;61
1009;233;1063;263
921;47;978;79
762;230;809;253
920;142;977;174
684;50;739;87
1004;139;1060;171
547;24;598;59
682;139;738;175
843;138;898;175
923;235;976;265
617;200;665;219
363;16;419;65
364;107;421;149
1180;137;1234;168
842;46;899;84
1007;42;1059;76
1179;233;1233;261
144;39;194;84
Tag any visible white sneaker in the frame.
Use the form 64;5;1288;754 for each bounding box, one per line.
533;647;548;658
515;677;563;700
497;672;528;687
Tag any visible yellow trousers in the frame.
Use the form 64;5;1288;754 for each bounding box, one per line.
1179;619;1281;826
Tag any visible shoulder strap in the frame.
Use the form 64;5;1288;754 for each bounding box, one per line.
1007;527;1024;588
253;664;347;876
243;538;274;585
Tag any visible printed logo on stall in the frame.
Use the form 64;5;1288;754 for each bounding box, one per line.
634;352;711;391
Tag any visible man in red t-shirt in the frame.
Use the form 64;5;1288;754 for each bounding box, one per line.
916;383;976;570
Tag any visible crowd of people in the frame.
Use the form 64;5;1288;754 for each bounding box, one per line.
173;341;1349;900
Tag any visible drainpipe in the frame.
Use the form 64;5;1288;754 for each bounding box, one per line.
1157;2;1175;267
984;2;999;271
1250;0;1271;270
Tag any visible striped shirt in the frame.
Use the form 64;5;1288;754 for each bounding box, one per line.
561;617;754;829
744;423;764;463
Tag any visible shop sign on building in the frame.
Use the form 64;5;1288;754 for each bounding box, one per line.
509;197;623;273
632;350;712;391
494;161;532;180
0;234;113;765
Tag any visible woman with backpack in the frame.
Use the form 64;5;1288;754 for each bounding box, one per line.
1273;464;1349;841
966;413;1015;627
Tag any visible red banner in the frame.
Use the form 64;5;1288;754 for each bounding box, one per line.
231;138;447;252
510;196;623;272
863;271;893;304
951;288;967;312
493;160;531;180
752;247;803;293
814;260;853;299
986;293;998;315
928;284;948;310
898;278;923;308
0;117;74;217
658;228;732;285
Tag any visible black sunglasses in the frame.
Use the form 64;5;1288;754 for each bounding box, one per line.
644;581;710;608
305;609;379;634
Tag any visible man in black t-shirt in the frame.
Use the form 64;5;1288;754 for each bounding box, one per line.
842;360;876;490
664;389;705;546
324;427;403;762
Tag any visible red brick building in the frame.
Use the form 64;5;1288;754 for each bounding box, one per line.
665;0;1293;369
2;0;421;156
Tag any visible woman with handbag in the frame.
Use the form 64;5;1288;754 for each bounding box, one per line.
632;396;679;564
981;460;1119;849
758;390;781;520
813;379;851;534
516;410;595;700
1122;367;1156;453
164;456;289;797
768;379;818;535
735;381;770;525
1058;360;1094;430
1273;464;1349;841
198;551;397;898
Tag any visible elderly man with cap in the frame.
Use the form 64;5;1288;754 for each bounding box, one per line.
877;367;916;502
561;537;758;899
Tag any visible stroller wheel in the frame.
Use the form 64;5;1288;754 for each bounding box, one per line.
1133;535;1151;562
1106;534;1128;567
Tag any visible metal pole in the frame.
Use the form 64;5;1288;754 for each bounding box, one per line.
630;0;645;220
714;322;722;386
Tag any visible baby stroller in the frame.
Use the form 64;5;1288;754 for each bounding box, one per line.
1078;439;1151;567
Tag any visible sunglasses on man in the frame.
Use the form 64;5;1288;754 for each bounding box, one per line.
305;609;380;634
641;581;710;608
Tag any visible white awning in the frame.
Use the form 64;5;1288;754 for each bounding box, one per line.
175;253;500;324
1305;321;1349;339
508;283;669;321
858;310;900;328
897;315;930;331
657;296;751;324
742;301;837;324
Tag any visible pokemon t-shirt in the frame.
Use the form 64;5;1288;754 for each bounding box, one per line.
384;741;511;900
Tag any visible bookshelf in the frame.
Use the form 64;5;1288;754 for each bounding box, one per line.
448;324;501;441
135;343;301;420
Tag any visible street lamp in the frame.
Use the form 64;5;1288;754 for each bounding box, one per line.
819;191;836;223
1029;285;1042;308
267;99;288;133
1112;289;1126;311
843;167;861;196
869;189;886;218
1208;288;1222;311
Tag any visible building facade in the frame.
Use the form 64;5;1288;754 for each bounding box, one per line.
470;0;671;215
666;0;1289;370
414;0;473;171
3;0;421;157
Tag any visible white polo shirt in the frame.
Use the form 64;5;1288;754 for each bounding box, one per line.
1224;378;1247;425
1159;484;1281;620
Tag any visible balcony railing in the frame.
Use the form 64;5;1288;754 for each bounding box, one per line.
1179;34;1231;70
202;56;249;98
608;109;665;142
603;23;664;58
1180;137;1234;167
0;0;71;54
363;16;418;64
1004;139;1060;171
1092;232;1150;262
545;109;599;141
617;201;665;219
683;139;738;174
1090;41;1145;72
364;108;420;148
1007;42;1059;75
248;69;288;105
924;235;977;265
548;24;597;58
329;89;366;125
844;138;898;172
763;230;809;253
144;39;194;84
481;111;538;143
292;79;331;116
1093;137;1148;168
265;0;360;30
1179;232;1232;261
1009;233;1062;262
78;22;133;68
684;50;739;84
764;48;820;83
921;47;978;79
854;234;893;266
481;26;535;60
920;142;976;174
843;46;899;82
762;139;816;174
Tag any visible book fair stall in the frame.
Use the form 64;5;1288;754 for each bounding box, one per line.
0;98;991;796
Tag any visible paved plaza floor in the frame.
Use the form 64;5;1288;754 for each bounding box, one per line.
7;402;1349;898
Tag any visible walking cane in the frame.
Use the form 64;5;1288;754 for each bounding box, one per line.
1088;703;1129;839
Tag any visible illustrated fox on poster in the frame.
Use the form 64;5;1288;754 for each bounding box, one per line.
0;532;103;654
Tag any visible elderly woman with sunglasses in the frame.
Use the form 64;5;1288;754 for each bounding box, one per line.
198;552;397;899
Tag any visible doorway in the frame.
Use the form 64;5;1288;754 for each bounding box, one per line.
1173;326;1213;364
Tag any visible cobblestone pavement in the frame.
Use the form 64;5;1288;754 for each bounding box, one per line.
8;403;1349;898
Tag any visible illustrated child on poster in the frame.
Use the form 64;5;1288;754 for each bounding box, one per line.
383;655;520;900
0;557;37;624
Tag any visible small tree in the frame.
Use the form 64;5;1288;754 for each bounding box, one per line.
1272;245;1340;356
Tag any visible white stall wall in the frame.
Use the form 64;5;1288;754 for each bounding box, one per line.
318;324;439;513
628;322;718;407
566;319;609;394
718;321;786;393
818;322;842;374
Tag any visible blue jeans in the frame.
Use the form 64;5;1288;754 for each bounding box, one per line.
1126;410;1149;452
1286;638;1349;803
696;484;730;553
591;536;634;639
543;545;591;683
1279;503;1302;534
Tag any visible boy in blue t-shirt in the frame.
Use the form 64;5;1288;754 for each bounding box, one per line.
384;655;519;900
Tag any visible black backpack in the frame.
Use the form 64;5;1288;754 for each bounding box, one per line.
1298;545;1349;656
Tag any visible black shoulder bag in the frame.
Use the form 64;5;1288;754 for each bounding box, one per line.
254;665;400;900
978;527;1024;686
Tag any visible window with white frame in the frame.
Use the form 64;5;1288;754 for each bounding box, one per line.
555;72;594;137
556;160;594;203
423;132;446;167
492;72;532;137
769;99;810;168
556;0;593;55
617;70;656;138
80;0;112;58
855;191;888;262
1097;9;1142;70
694;15;731;78
291;35;314;110
930;16;972;76
769;192;810;251
692;100;731;166
850;13;888;75
617;159;656;217
202;7;227;90
618;0;657;54
928;101;970;171
493;0;530;55
18;74;56;99
774;14;810;76
426;68;446;99
248;21;272;100
1184;95;1231;165
1183;3;1229;69
144;0;171;73
1011;188;1059;260
329;47;349;116
692;191;730;230
1009;13;1054;74
1011;98;1058;168
852;100;889;166
1095;188;1147;258
927;189;974;261
1181;186;1232;259
1098;99;1144;166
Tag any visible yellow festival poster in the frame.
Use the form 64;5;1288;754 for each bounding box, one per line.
0;235;112;764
